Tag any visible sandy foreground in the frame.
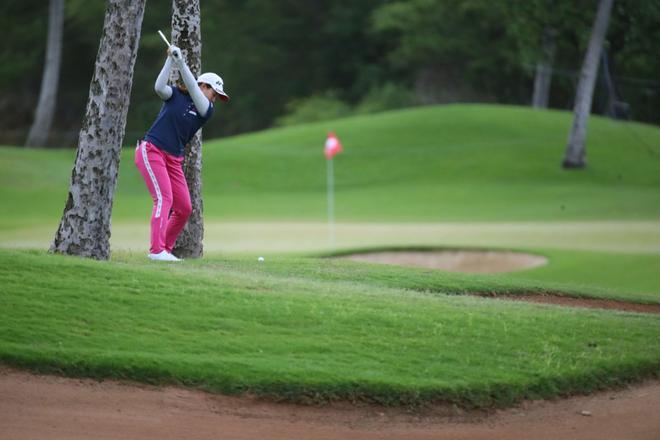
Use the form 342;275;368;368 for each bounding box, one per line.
1;368;659;440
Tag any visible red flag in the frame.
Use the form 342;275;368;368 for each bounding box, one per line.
324;132;343;160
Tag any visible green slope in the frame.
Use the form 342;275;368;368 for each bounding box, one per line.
191;104;660;221
3;104;660;229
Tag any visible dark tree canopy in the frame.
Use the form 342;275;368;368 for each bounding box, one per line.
2;0;659;147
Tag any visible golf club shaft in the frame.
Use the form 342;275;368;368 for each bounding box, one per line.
158;30;171;47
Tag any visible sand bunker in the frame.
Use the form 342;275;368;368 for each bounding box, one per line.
337;250;660;314
337;250;548;274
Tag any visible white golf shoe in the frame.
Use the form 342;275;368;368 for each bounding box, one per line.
148;251;181;262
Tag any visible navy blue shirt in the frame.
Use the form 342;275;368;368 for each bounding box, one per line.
144;86;214;157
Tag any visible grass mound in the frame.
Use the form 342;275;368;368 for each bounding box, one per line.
2;104;660;229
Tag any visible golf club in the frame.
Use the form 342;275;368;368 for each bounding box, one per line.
157;30;171;47
158;30;181;61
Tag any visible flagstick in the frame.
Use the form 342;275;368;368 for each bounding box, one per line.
327;157;335;248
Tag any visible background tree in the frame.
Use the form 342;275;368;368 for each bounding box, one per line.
531;25;557;108
598;0;660;121
50;0;146;259
25;0;65;147
562;0;614;169
1;0;658;146
370;0;527;105
169;0;204;258
503;0;592;109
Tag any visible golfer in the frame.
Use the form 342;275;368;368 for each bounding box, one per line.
135;45;229;261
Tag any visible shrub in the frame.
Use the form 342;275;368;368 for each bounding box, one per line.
275;91;352;126
355;82;415;114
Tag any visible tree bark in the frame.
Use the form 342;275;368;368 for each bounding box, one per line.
170;0;204;259
562;0;614;169
532;26;556;109
25;0;65;148
50;0;146;260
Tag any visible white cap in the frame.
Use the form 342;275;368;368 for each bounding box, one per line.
197;72;230;101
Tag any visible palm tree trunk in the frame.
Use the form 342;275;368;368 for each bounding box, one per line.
25;0;64;148
170;0;204;259
50;0;146;260
562;0;614;169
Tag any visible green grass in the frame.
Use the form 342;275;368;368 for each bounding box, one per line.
2;104;660;230
1;249;659;407
508;249;660;300
140;105;660;222
1;104;659;407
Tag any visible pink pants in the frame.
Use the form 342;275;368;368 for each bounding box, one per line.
134;141;192;254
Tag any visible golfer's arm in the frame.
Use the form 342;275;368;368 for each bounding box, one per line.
154;57;173;100
178;62;210;117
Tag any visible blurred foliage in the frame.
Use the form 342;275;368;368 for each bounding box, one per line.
371;0;527;103
0;0;658;147
355;82;415;114
275;83;414;126
275;91;352;127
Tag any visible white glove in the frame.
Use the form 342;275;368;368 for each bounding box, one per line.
168;45;183;65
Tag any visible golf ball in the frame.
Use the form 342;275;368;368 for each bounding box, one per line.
258;256;264;262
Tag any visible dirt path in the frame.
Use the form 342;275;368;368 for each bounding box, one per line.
1;368;659;440
482;293;660;314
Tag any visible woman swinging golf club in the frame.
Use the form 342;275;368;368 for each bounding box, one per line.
135;36;229;261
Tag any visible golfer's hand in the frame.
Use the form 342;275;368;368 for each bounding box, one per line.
168;45;183;65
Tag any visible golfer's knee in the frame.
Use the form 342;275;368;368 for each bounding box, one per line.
177;199;192;219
